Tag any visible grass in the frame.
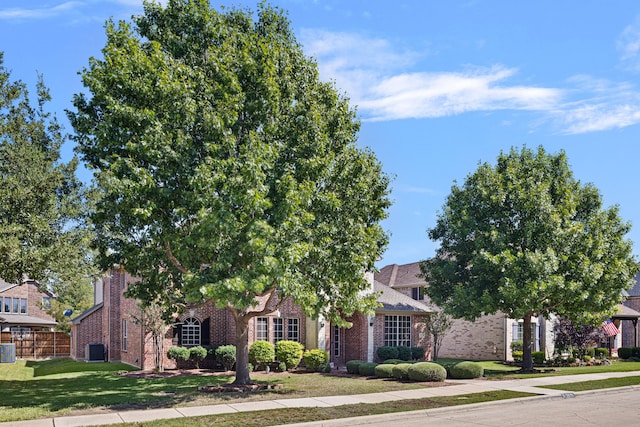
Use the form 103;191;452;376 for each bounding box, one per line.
540;375;640;392
111;390;533;427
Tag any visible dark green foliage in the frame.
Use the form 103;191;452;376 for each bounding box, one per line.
346;360;364;374
215;345;237;371
408;362;447;382
376;346;399;361
302;349;329;371
617;347;640;359
374;364;395;378
595;348;609;359
275;341;304;370
397;346;412;361
511;341;523;352
391;363;412;380
411;347;425;360
189;346;208;369
278;361;287;372
358;362;378;377
449;361;484;379
249;340;275;369
167;346;190;362
532;351;546;365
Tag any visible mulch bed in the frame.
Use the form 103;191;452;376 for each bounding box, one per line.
198;383;284;393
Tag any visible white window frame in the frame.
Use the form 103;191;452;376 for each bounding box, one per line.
287;318;299;342
272;317;284;343
384;315;411;347
333;325;340;357
182;317;201;347
122;319;128;351
256;317;268;342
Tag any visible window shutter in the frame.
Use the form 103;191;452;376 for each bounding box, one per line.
173;324;182;346
201;318;210;346
412;288;418;300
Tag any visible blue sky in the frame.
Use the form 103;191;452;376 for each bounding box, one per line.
2;1;640;268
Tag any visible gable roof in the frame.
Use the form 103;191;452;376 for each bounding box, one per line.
0;278;18;293
373;281;435;314
71;303;103;324
626;272;640;297
375;262;426;288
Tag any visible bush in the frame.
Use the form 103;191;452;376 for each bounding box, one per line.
595;347;609;359
408;362;447;382
346;360;364;374
249;340;275;369
397;346;412;361
381;359;406;365
583;355;592;362
391;363;412;380
303;349;329;372
215;345;236;371
449;361;484;379
167;346;190;362
618;347;633;359
189;346;208;369
532;351;546;365
512;351;523;363
411;347;425;360
511;340;523;352
275;340;304;370
358;362;378;376
374;364;395;378
376;346;399;361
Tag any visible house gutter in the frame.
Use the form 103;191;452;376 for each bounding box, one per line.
504;315;508;362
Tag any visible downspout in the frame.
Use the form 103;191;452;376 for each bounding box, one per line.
504;315;508;362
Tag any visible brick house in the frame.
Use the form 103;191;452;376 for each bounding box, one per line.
375;262;557;361
0;278;57;333
71;269;433;369
621;272;640;348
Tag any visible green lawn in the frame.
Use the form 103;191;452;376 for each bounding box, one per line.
540;375;640;392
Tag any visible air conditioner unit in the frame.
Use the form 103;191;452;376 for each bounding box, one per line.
85;343;105;361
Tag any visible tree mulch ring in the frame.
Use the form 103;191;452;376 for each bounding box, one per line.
198;383;284;393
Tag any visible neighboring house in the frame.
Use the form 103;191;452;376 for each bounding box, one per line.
0;278;57;333
71;269;433;369
621;272;640;348
375;262;556;361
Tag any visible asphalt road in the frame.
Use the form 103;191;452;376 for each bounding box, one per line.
284;388;640;427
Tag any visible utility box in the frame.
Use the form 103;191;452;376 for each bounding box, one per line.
0;343;16;363
85;343;105;361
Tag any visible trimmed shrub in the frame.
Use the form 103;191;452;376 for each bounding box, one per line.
391;363;412;380
512;351;523;363
167;346;190;362
618;347;633;359
346;360;364;374
303;349;329;372
376;346;399;361
408;362;447;382
215;345;236;371
275;340;304;370
511;340;523;352
374;364;395;378
583;355;592;362
189;346;208;369
397;346;412;361
278;361;287;372
411;347;425;361
358;362;378;376
449;361;484;379
532;351;546;365
249;340;275;369
381;359;406;365
594;347;608;359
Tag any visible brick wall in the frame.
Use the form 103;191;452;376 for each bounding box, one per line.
622;296;640;348
0;281;56;326
71;307;103;360
438;313;507;360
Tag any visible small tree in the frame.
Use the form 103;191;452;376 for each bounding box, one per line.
189;346;208;369
131;300;171;372
423;311;453;360
215;345;237;371
554;317;606;360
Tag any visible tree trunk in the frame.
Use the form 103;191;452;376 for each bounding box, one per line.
233;314;252;385
522;312;534;371
432;334;440;360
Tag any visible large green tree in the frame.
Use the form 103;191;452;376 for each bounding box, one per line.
70;0;390;384
0;52;93;293
422;146;637;371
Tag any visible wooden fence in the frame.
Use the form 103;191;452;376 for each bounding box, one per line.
0;332;70;359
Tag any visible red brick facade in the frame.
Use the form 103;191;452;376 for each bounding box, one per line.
0;280;57;331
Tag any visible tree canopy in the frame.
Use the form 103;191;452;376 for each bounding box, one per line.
422;146;637;370
70;0;390;384
0;52;93;291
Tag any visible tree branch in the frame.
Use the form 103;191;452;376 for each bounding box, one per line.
164;242;189;274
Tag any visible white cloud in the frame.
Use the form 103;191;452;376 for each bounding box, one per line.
0;2;83;20
618;18;640;71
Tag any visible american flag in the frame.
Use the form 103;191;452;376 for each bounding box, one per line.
602;319;619;337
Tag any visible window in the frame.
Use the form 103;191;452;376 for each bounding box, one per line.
411;287;426;301
512;321;540;351
256;317;268;341
182;317;201;347
273;318;284;343
0;297;3;312
333;325;340;357
122;320;128;351
287;318;299;342
42;297;51;310
12;298;19;313
2;297;8;313
384;315;411;347
20;298;27;314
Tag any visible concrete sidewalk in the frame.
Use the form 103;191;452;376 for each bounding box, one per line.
3;370;640;427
